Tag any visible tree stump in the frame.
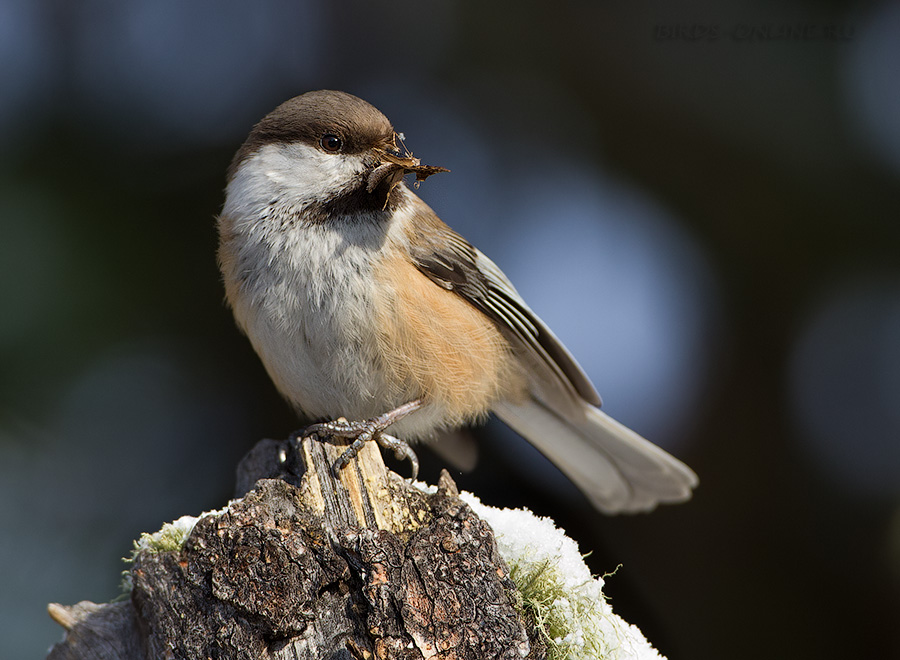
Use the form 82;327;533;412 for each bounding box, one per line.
46;435;536;659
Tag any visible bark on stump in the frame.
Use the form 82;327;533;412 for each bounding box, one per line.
46;436;537;659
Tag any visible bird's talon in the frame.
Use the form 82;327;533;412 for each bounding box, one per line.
287;400;424;480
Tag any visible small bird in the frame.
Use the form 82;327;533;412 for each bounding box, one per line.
218;90;697;513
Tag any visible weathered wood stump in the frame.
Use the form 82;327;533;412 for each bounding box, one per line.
46;435;538;659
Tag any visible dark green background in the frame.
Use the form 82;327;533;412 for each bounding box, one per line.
2;1;898;658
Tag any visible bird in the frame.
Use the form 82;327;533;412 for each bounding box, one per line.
217;90;698;513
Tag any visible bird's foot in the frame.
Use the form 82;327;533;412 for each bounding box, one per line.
288;399;423;480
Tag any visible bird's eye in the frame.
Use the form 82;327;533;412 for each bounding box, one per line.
320;134;343;152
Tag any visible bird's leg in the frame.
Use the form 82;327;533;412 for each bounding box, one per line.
288;399;423;480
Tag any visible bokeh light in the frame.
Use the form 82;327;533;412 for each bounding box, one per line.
498;164;718;444
842;1;900;176
73;0;323;146
0;1;51;145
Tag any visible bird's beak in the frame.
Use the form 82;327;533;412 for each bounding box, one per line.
366;149;449;196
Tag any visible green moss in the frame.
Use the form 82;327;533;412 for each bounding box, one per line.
141;525;188;552
119;515;199;593
130;516;197;557
508;558;613;660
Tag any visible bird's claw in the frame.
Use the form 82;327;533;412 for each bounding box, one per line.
287;403;423;480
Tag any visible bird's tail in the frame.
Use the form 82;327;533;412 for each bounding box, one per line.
492;398;698;514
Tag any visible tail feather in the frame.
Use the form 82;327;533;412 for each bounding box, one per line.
493;398;697;514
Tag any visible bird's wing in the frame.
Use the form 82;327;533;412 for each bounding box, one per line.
404;199;600;416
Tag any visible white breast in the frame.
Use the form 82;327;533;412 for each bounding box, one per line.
219;143;406;420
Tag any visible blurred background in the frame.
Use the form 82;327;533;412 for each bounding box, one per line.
2;0;899;658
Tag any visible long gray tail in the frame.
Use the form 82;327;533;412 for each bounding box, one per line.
493;398;697;514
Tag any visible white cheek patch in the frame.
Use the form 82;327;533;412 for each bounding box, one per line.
263;142;362;200
224;142;364;219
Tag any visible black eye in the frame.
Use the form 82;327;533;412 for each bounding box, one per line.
320;134;343;152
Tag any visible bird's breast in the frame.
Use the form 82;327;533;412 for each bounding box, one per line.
221;215;392;419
